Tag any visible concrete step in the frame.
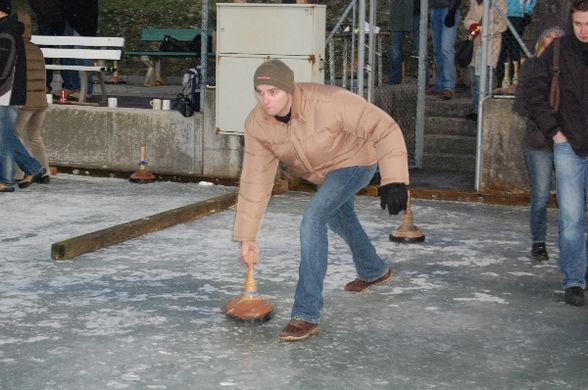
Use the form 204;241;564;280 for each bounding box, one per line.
425;97;472;117
422;152;476;172
424;116;477;136
424;134;476;155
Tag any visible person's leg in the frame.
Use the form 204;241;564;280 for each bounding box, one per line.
389;31;407;84
327;196;388;282
291;165;378;323
16;109;50;174
468;65;479;114
38;23;61;93
524;147;554;244
61;23;82;93
13;134;43;178
430;8;445;92
440;9;459;92
0;106;17;188
495;30;510;88
509;17;525;64
553;142;587;290
9;111;44;178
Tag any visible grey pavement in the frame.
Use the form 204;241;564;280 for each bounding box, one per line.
1;173;586;390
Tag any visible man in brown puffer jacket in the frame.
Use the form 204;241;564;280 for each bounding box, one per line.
234;59;409;341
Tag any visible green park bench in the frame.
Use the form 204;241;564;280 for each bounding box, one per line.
126;28;214;86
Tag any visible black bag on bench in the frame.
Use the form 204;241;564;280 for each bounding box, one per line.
159;34;213;53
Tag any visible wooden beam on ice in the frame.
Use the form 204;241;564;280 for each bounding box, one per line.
51;192;238;260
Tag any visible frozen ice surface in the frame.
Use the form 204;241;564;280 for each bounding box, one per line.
1;174;587;389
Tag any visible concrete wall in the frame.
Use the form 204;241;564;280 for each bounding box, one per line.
43;89;534;196
43;87;244;179
480;97;531;195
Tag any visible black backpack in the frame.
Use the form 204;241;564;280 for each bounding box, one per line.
0;32;17;106
174;67;201;117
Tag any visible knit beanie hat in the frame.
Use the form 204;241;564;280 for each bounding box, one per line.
0;0;11;14
253;59;294;94
536;14;566;44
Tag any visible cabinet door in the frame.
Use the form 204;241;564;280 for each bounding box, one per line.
217;4;325;56
216;55;322;135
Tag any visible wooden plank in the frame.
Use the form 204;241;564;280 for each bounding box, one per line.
31;35;125;47
51;192;238;260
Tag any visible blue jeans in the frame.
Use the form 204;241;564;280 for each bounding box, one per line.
430;7;459;92
553;142;588;289
291;165;389;323
524;147;554;243
389;15;421;85
62;23;93;94
0;106;43;186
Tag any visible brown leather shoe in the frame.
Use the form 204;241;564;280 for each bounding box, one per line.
441;89;453;100
344;268;393;292
278;318;320;342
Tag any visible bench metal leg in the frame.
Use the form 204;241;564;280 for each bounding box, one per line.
98;72;107;104
79;70;88;103
141;55;156;86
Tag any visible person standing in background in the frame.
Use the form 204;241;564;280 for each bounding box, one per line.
429;0;461;100
495;0;537;89
27;0;65;95
462;0;507;120
389;0;421;84
60;0;99;101
14;11;51;184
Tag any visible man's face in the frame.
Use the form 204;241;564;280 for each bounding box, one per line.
254;85;291;117
572;10;588;43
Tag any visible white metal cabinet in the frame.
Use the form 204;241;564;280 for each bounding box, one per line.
215;4;326;135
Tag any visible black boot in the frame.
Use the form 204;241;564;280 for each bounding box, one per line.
531;242;548;260
564;287;584;306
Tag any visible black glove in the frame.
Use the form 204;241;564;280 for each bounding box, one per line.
522;13;532;26
378;183;408;215
444;10;456;28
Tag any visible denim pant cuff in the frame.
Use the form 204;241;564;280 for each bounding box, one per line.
290;313;320;324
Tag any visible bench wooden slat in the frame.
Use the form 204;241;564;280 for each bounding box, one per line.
31;35;125;47
126;51;199;57
44;65;113;72
40;48;122;61
140;28;201;42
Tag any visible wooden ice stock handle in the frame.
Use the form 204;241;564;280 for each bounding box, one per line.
243;262;257;294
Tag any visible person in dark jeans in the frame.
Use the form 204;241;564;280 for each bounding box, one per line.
28;0;65;94
526;0;588;307
389;0;421;84
60;0;99;100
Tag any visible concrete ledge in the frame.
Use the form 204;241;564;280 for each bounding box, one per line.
43;88;244;179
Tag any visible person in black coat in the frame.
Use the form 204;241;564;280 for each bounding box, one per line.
526;0;588;307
